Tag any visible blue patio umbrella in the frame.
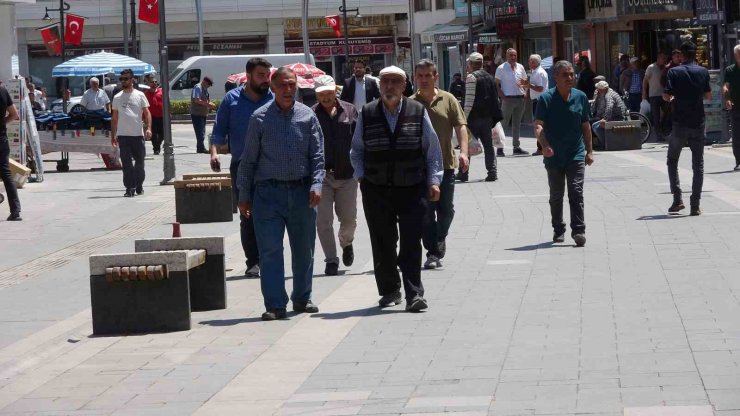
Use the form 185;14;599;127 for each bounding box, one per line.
52;51;155;77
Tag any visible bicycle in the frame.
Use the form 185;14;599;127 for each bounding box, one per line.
622;93;652;144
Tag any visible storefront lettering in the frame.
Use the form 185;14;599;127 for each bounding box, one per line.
618;0;691;15
587;0;613;11
626;0;675;5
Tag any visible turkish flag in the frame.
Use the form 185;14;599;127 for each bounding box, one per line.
39;24;62;56
325;15;341;38
64;14;85;45
139;0;160;24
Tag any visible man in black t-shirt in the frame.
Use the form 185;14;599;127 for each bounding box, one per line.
0;86;22;221
722;44;740;172
663;41;711;216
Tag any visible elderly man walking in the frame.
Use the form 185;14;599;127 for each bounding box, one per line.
311;75;359;276
351;65;443;312
496;48;529;155
534;60;594;247
237;67;325;321
528;54;548;156
410;59;469;270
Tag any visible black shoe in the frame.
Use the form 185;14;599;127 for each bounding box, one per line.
553;232;565;243
379;291;402;307
406;295;428;312
293;301;319;313
437;240;447;259
734;164;740;171
424;255;441;270
261;309;287;321
7;212;22;221
197;148;209;154
135;187;144;195
124;189;136;197
325;262;339;276
668;201;685;214
497;148;505;157
456;171;468;182
342;244;354;266
573;233;586;247
532;150;543;156
690;206;702;216
513;147;529;155
153;150;160;155
484;174;498;182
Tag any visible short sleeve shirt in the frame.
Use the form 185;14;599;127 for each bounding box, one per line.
644;63;665;97
665;62;711;128
80;88;110;111
723;64;740;105
112;89;150;137
495;62;527;96
190;83;210;116
535;88;589;169
529;66;549;101
410;89;467;170
0;86;13;136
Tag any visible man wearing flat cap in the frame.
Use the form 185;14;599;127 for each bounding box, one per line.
350;65;443;312
591;81;627;147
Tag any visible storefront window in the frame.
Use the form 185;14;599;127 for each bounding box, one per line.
415;0;432;11
436;0;454;9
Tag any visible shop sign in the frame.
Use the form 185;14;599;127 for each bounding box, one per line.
586;0;616;20
434;31;468;43
284;36;395;57
493;0;526;38
617;0;693;16
482;0;496;28
695;0;724;23
477;33;500;44
454;0;482;18
284;15;393;31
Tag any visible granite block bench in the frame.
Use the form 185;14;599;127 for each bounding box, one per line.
182;173;236;214
174;176;233;224
134;236;226;312
89;250;206;335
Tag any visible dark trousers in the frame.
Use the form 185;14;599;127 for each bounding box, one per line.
118;136;146;191
361;181;426;300
468;116;497;175
547;161;585;236
648;96;668;141
731;108;740;165
667;124;704;207
423;169;455;258
628;92;641;112
151;117;164;153
0;136;21;214
532;100;542;151
191;115;207;150
230;160;260;269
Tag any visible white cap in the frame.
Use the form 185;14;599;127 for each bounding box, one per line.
630;57;639;63
313;75;336;93
90;77;100;84
595;81;609;90
467;52;484;62
379;65;407;80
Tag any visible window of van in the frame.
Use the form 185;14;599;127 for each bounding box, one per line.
172;69;201;90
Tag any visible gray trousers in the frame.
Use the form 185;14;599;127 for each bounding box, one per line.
667;124;704;207
501;97;525;148
316;173;358;264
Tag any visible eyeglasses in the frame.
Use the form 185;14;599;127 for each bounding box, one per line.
119;77;131;81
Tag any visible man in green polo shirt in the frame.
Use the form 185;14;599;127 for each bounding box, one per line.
722;44;740;172
410;59;469;269
534;60;594;247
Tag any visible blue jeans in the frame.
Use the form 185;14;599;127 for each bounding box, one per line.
592;121;606;148
423;169;455;258
252;180;317;310
191;115;207;150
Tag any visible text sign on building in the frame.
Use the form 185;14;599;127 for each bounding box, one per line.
695;0;723;23
617;0;693;16
434;31;468;43
454;0;482;18
586;0;617;20
493;0;526;38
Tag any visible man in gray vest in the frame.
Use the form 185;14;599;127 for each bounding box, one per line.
350;65;443;312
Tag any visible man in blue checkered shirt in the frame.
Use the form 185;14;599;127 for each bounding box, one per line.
237;67;326;321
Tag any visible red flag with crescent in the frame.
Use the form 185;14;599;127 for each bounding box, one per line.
64;14;85;45
139;0;160;24
39;24;62;56
325;15;341;38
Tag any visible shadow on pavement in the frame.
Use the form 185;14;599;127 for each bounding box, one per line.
507;242;557;251
707;170;738;175
637;214;687;220
311;307;405;320
198;317;265;326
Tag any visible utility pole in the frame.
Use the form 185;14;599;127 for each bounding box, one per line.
302;0;310;64
195;0;204;55
122;0;129;56
408;0;416;67
130;0;137;58
341;0;350;78
159;0;176;184
467;0;474;54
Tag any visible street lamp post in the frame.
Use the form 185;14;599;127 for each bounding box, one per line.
339;1;360;78
302;0;310;64
159;0;176;184
43;1;70;105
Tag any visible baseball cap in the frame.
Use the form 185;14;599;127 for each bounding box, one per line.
313;75;336;93
467;52;484;63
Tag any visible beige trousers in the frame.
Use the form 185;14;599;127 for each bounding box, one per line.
316;173;358;264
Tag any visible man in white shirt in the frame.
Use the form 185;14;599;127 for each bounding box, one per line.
495;48;529;155
111;69;152;198
528;54;548;156
643;51;668;142
28;83;45;111
340;60;380;111
80;77;111;112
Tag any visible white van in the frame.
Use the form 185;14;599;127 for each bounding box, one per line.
169;53;316;101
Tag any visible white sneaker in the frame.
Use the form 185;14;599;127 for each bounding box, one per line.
245;264;260;278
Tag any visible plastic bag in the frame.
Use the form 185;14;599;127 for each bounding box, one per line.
640;99;651;117
492;122;505;149
469;137;483;156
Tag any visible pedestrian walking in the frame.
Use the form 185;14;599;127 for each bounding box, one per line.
237;67;325;321
448;72;465;103
144;78;163;154
528;54;548;156
495;48;530;155
350;65;443;312
721;44;740;172
212;58;274;279
191;76;215;153
111;68;152;198
534;60;594;247
643;51;669;142
621;57;644;112
340;60;380;111
0;85;21;221
410;59;468;270
311;75;358;276
664;41;711;216
458;52;503;182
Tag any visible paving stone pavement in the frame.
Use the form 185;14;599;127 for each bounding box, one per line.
1;128;740;416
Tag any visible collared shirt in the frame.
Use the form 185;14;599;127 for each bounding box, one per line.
529;66;549;101
411;89;466;170
190;83;210;116
495;62;527;96
535;88;590;169
312;99;357;180
353;76;368;109
81;88;110;111
629;70;643;93
591;88;627;121
665;61;711;128
350;99;443;186
212;86;274;161
237;101;325;203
